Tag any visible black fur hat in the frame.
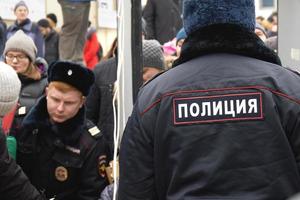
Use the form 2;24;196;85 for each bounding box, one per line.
48;61;95;96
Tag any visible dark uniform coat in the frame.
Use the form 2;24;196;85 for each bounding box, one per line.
0;120;44;200
119;24;300;200
17;96;110;200
86;57;117;156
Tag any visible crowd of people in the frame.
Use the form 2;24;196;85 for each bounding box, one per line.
2;0;300;200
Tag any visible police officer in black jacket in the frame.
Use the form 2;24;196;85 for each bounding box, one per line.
16;61;110;200
119;0;300;199
0;62;44;200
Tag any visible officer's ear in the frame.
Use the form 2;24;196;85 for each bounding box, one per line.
79;96;86;108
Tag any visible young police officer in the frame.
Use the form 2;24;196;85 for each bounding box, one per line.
119;0;300;199
16;61;110;200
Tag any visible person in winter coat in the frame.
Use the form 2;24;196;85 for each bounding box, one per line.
46;13;60;33
86;57;117;157
37;19;59;65
86;39;165;156
0;62;44;200
3;30;48;138
142;39;165;83
142;0;183;44
16;61;110;200
119;0;300;199
6;1;45;58
83;22;101;70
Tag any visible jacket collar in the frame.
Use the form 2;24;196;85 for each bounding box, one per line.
173;24;281;67
11;18;32;32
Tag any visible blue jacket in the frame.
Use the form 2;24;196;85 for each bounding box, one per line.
119;24;300;200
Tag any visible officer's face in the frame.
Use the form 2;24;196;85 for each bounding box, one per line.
46;86;85;123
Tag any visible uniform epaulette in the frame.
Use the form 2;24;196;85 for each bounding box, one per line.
85;120;103;139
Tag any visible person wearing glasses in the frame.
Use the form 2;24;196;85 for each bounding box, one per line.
2;30;48;138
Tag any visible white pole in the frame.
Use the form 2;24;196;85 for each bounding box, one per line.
113;0;133;199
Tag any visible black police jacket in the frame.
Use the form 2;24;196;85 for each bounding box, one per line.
86;57;117;156
0;123;44;200
16;96;110;200
119;24;300;200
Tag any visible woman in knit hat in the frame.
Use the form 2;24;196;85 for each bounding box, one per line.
3;30;48;138
6;1;44;58
0;62;44;200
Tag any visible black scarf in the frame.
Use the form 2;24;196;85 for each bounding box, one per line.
173;24;281;67
18;74;36;85
15;18;30;27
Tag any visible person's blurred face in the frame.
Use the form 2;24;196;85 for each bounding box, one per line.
38;26;50;37
47;18;56;29
5;50;30;74
255;29;267;42
176;39;184;57
143;67;161;83
14;6;28;22
46;86;85;123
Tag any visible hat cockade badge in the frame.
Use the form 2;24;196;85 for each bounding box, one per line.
67;69;73;76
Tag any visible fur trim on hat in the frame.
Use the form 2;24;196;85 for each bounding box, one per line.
174;24;281;67
48;61;95;96
183;0;255;35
